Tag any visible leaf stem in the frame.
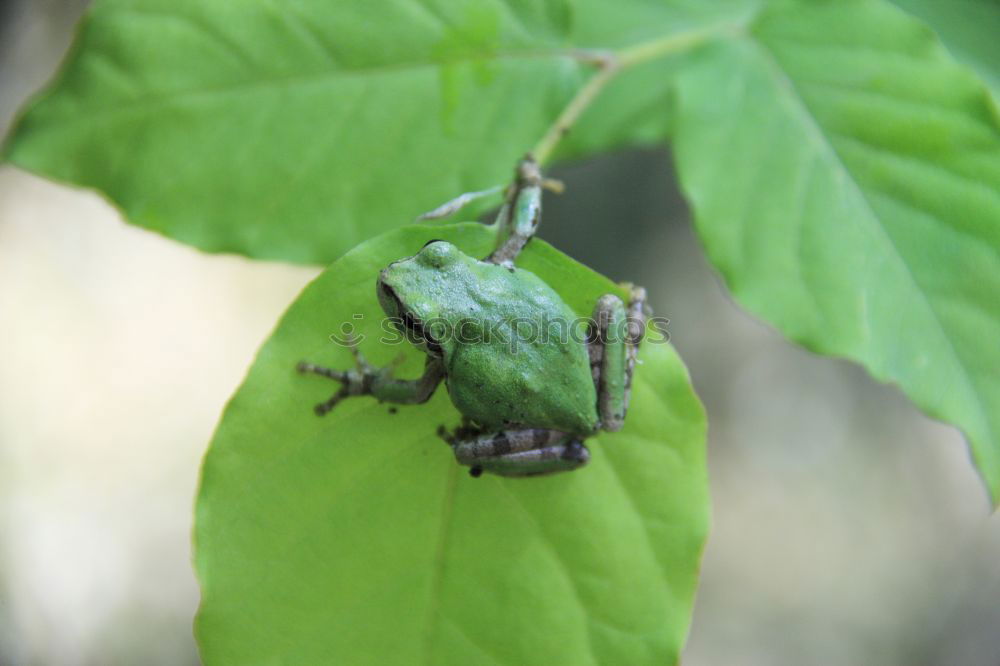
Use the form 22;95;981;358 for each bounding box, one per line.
530;22;740;165
530;54;620;165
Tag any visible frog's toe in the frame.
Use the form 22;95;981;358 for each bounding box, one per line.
296;361;349;382
313;386;349;416
561;440;590;465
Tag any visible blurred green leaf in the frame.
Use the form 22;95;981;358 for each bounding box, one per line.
2;0;740;264
673;0;1000;503
890;0;1000;99
194;222;709;664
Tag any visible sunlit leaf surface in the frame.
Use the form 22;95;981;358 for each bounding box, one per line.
194;223;709;664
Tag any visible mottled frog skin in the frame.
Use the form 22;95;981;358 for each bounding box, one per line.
377;240;598;436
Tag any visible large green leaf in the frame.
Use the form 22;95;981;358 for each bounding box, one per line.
673;0;1000;502
194;222;708;664
3;0;740;264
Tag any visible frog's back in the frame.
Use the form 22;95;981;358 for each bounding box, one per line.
441;262;599;434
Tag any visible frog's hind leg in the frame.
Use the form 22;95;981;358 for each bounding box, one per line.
297;346;444;416
588;286;648;431
486;157;563;267
442;427;589;477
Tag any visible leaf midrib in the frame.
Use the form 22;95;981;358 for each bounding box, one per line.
23;48;579;132
422;463;458;666
19;15;743;136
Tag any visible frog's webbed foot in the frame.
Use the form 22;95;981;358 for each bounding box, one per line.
588;285;648;431
297;343;375;415
297;343;444;416
441;426;590;477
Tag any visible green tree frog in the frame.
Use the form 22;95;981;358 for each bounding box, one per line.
298;158;648;477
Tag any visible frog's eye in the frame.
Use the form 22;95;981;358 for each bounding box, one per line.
417;240;457;269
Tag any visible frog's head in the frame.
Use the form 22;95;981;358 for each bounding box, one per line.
376;240;465;357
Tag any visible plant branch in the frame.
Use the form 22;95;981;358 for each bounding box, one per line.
530;54;619;165
530;22;742;165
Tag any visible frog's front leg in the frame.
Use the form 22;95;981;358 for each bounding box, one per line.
297;346;444;415
588;286;648;431
441;427;590;478
486;157;562;266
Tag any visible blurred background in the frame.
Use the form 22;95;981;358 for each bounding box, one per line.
1;1;997;664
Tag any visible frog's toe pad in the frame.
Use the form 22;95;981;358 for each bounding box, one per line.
561;440;590;464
